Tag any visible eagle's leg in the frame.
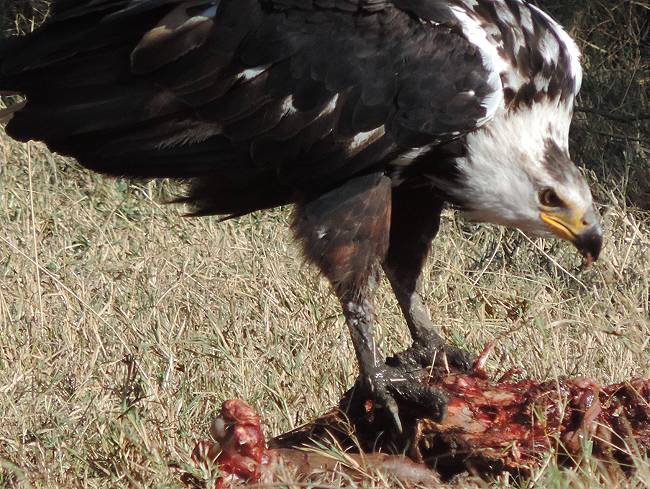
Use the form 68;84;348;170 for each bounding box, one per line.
292;174;446;431
383;185;473;372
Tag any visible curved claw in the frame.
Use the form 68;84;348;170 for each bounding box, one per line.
360;370;406;433
359;365;448;434
444;345;474;373
384;396;403;434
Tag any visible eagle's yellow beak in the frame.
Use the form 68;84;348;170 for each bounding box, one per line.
540;207;602;265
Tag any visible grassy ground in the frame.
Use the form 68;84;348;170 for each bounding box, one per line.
1;1;649;487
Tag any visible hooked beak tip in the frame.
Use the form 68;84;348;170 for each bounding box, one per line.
573;226;603;266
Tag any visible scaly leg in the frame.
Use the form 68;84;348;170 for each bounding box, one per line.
293;174;447;432
383;184;473;372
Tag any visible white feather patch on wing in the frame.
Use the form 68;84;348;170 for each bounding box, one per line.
392;144;437;167
131;0;220;72
237;65;270;82
528;4;583;93
281;95;298;115
318;94;339;118
449;6;505;126
348;126;385;153
519;3;535;34
536;30;561;65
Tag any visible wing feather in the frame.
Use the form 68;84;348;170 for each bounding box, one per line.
1;0;501;216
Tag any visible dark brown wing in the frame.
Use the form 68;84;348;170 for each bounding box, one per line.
1;0;499;216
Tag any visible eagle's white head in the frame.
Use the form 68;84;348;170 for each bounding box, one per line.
449;99;602;262
432;0;602;262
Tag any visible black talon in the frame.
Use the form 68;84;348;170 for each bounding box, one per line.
349;362;448;434
384;396;403;434
438;344;474;373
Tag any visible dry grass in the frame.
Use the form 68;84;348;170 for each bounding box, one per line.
1;1;649;487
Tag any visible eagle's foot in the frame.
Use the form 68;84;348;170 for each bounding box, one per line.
388;332;475;374
346;363;447;434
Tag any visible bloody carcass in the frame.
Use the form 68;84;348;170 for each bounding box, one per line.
187;355;650;487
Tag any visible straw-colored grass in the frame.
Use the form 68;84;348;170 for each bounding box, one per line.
1;1;648;487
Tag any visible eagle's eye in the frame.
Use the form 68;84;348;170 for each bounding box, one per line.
539;188;564;208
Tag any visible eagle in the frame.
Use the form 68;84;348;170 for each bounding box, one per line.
0;0;603;430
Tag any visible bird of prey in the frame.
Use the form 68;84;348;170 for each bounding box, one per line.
0;0;603;430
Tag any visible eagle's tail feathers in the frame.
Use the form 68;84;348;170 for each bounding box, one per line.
0;0;292;216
